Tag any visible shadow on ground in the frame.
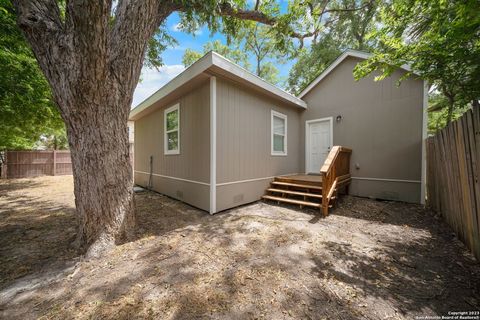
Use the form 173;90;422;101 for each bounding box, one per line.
0;176;479;320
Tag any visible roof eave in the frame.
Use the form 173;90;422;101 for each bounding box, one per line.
129;51;306;121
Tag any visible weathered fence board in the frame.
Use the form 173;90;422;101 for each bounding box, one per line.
3;150;72;178
2;145;134;179
427;107;480;260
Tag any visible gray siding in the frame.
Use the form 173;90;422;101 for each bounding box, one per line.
215;77;302;211
134;80;211;211
301;56;424;203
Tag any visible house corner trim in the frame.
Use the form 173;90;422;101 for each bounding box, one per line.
420;80;428;205
209;76;217;214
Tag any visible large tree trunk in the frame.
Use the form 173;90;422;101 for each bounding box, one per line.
11;0;159;257
67;90;135;257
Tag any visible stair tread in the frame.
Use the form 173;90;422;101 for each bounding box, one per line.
267;188;322;198
271;181;322;190
262;195;321;207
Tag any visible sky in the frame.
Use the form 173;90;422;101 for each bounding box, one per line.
132;6;297;108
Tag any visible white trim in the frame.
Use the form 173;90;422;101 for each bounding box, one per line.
130;51;306;120
351;177;421;184
164;103;180;155
271;110;288;156
305;117;333;174
216;173;299;187
420;81;428;204
298;49;415;99
209;76;217;214
134;170;210;186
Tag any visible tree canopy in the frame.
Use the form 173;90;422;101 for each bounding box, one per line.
354;0;480;124
287;0;379;94
0;0;66;150
182;40;250;69
181;23;285;85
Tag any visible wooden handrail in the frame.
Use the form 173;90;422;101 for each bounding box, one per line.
321;146;352;216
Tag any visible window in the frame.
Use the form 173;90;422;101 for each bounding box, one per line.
164;104;180;154
271;110;287;156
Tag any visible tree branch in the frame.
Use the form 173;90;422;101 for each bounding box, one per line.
109;0;178;107
11;0;71;111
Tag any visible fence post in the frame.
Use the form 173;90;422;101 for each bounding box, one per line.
53;150;57;176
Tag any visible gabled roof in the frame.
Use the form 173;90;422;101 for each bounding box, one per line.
129;51;306;121
298;49;414;99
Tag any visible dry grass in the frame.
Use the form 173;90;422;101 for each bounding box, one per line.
0;175;479;319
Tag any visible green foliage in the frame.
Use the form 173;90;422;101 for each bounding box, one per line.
428;92;472;134
181;24;285;85
144;26;178;70
182;49;204;67
258;61;280;85
288;36;342;94
287;0;379;94
0;0;66;150
35;129;69;150
182;40;250;69
354;0;480;123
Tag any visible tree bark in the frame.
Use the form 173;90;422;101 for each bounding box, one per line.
67;94;135;256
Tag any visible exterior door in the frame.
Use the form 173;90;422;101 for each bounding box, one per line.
307;119;332;174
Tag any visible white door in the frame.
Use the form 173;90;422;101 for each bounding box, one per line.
307;120;332;173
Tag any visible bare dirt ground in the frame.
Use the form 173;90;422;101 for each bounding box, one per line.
0;176;479;320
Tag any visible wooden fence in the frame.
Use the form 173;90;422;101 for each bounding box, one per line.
427;107;480;260
2;150;72;179
1;144;134;179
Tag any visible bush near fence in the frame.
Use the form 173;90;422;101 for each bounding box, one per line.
427;107;480;260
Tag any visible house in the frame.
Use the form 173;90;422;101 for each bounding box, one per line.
129;50;427;214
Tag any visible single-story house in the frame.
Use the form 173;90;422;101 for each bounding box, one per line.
129;50;427;214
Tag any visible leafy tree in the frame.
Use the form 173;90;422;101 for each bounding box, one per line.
182;40;249;69
35;128;69;150
354;0;480;124
11;0;355;257
237;23;284;84
288;35;342;94
181;24;283;85
288;0;379;94
428;92;472;134
0;0;65;150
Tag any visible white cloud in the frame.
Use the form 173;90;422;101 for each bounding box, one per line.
171;22;203;36
171;23;182;32
132;64;185;108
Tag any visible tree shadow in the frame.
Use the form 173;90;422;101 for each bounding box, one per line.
1;186;479;319
0;179;43;193
0;178;80;289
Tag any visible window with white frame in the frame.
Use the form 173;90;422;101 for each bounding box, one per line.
164;104;180;154
271;110;287;155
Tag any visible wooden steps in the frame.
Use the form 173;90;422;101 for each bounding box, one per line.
262;177;324;209
262;195;321;208
267;188;322;199
262;146;352;216
271;181;322;190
